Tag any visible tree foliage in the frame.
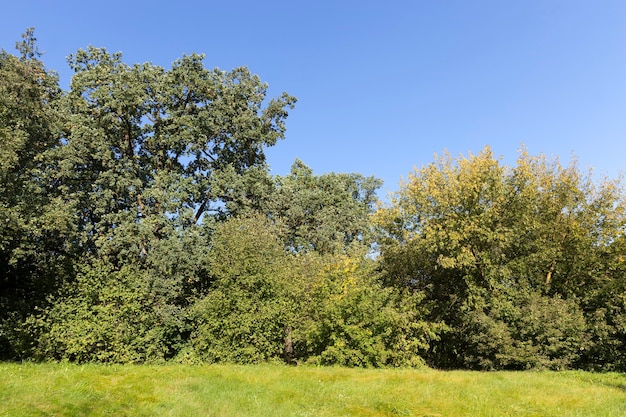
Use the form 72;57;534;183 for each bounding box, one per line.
0;29;73;358
299;253;441;367
25;262;173;363
266;159;381;255
186;213;438;367
3;30;626;371
188;214;293;363
214;159;382;254
374;146;626;369
55;45;295;262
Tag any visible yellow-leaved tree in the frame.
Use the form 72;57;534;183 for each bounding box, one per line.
374;146;626;370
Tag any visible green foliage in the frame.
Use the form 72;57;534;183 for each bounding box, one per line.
300;254;440;367
3;30;626;371
25;261;177;363
0;29;73;359
579;238;626;371
55;46;295;262
267;159;382;254
0;29;60;176
375;146;626;369
22;227;212;363
217;159;383;255
463;290;589;370
187;213;436;367
1;30;297;363
188;214;292;363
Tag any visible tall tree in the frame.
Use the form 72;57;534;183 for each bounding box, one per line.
54;46;296;262
0;29;71;359
374;146;626;369
21;44;296;362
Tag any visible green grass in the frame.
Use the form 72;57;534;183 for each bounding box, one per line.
1;363;625;416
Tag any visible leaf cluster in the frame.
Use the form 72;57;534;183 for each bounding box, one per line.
3;30;626;371
2;30;437;367
375;146;626;370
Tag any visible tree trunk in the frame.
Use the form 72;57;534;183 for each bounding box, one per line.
284;325;295;365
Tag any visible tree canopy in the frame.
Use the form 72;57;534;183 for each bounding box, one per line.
374;147;626;369
2;30;625;371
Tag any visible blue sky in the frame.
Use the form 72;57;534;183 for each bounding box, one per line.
2;1;625;197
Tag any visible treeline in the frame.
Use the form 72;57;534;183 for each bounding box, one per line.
1;30;625;370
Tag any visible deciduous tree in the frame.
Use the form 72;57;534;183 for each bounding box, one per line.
0;29;72;359
374;146;626;369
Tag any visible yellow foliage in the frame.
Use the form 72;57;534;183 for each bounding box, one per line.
374;144;626;293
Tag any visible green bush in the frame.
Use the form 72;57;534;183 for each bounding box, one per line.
187;214;293;363
300;255;439;367
26;261;181;363
463;291;590;370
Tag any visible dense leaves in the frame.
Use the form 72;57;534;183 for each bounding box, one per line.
0;29;73;359
188;214;292;363
26;262;173;363
299;254;441;367
57;45;295;260
2;31;625;370
375;147;626;370
269;160;381;255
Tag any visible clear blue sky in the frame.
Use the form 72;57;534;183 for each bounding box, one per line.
2;1;625;197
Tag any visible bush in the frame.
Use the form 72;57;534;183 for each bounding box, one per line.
187;214;292;363
463;291;590;370
300;255;439;367
25;261;182;363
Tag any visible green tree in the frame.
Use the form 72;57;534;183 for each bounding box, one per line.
55;46;295;262
17;40;295;362
374;146;626;369
462;289;589;370
0;29;73;359
266;159;381;255
579;234;626;370
188;213;296;363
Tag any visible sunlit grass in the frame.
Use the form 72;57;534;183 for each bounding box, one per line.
1;363;625;416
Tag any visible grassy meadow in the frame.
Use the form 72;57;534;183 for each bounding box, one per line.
1;363;625;416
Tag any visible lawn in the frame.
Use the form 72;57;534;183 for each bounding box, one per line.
1;363;625;416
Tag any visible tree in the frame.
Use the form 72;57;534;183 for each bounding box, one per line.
0;29;73;359
36;46;294;353
188;213;295;363
374;146;626;369
266;159;381;255
6;36;296;362
54;46;295;262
